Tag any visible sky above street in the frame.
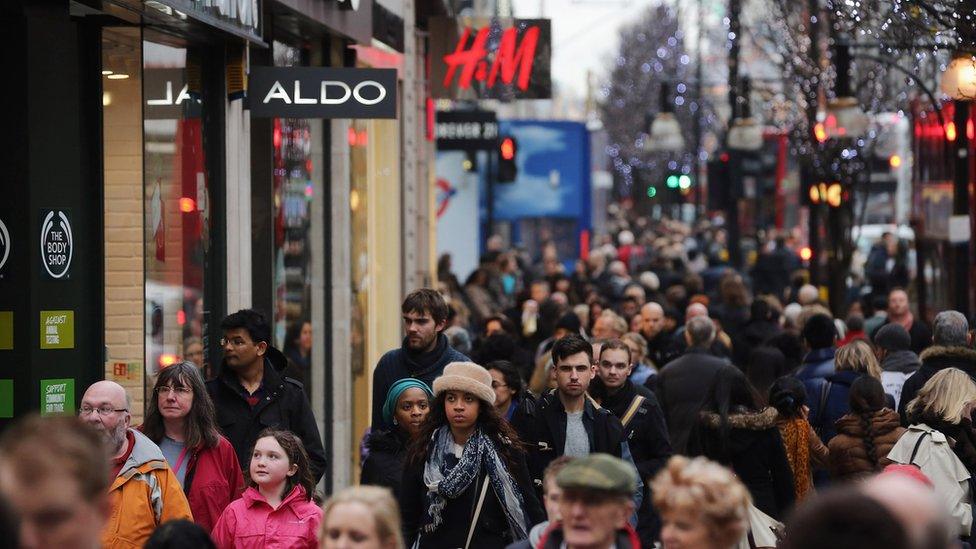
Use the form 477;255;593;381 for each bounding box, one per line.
514;0;659;96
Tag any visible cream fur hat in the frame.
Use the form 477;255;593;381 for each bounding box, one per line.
432;362;496;405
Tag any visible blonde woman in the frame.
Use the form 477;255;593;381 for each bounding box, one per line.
653;455;752;549
320;486;404;549
805;339;887;442
888;368;976;538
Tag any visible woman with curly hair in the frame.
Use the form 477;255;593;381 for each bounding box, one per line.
653;455;752;549
827;376;905;481
400;362;543;548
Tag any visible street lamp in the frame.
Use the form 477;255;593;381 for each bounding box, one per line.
941;52;976;100
727;77;763;151
824;42;869;140
645;84;685;152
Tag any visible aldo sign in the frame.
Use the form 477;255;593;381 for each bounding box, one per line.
249;67;397;119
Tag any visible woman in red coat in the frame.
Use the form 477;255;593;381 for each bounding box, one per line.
141;361;245;531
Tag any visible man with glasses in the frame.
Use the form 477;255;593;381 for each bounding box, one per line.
79;380;191;548
206;309;327;483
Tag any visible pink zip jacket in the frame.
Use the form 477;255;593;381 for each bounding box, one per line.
211;485;321;549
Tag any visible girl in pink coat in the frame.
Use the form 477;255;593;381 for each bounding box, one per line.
212;429;322;548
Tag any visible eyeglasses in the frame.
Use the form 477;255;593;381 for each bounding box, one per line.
219;337;251;347
491;381;508;389
79;405;128;417
155;385;193;397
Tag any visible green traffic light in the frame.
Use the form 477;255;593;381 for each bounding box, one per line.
646;186;657;198
678;175;692;189
666;175;679;188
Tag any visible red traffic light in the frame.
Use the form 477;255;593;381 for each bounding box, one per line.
500;137;516;160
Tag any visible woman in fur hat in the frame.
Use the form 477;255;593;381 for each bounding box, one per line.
400;362;544;549
688;366;796;521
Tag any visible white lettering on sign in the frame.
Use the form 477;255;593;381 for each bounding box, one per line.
147;81;192;106
40;211;73;279
45;383;66;394
261;80;388;106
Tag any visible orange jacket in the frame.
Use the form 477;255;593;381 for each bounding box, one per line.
101;430;193;548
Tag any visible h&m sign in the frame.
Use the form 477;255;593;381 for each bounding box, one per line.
248;67;397;119
430;18;551;100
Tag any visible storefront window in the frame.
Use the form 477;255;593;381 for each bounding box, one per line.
350;120;369;382
143;40;212;384
271;41;318;384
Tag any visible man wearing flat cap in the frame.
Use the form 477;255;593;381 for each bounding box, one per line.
507;454;640;549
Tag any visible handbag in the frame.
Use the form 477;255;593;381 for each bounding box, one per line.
735;504;783;549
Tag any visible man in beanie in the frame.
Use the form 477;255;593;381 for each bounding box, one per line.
371;289;470;429
898;310;976;420
873;323;921;405
506;454;640;549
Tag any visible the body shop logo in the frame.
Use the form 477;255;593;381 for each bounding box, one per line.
0;218;9;273
40;210;73;279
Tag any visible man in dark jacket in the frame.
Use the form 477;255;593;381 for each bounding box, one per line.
654;316;731;454
526;335;626;489
371;289;470;428
639;302;673;369
898;310;976;420
589;339;672;547
507;453;641;549
873;323;921;406
207;309;327;483
870;288;932;356
795;313;837;384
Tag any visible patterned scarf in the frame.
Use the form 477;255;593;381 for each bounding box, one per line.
421;426;529;541
778;418;813;501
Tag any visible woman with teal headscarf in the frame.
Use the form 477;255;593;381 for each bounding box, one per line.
361;378;433;499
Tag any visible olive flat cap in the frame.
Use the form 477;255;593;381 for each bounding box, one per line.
555;453;637;495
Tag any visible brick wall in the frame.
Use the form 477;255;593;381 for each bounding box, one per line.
102;43;147;424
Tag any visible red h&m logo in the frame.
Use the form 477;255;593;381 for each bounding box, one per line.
443;25;540;92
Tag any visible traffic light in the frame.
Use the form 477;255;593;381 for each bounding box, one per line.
646;185;658;198
498;136;518;182
807;182;844;207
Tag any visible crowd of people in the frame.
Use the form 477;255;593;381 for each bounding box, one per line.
0;214;973;549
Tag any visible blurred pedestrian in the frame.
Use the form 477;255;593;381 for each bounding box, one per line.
0;416;110;549
653;455;751;549
504;456;572;549
320;486;404;549
533;454;641;549
144;519;216;549
361;379;433;499
780;486;909;549
487;360;536;441
805;339;883;443
870;289;932;356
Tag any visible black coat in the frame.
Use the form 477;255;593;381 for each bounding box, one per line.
524;391;626;492
207;354;327;483
654;348;732;454
371;334;470;429
590;378;673;546
361;428;409;500
507;393;538;445
688;407;796;521
400;445;544;549
898;345;976;421
871;318;932;357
